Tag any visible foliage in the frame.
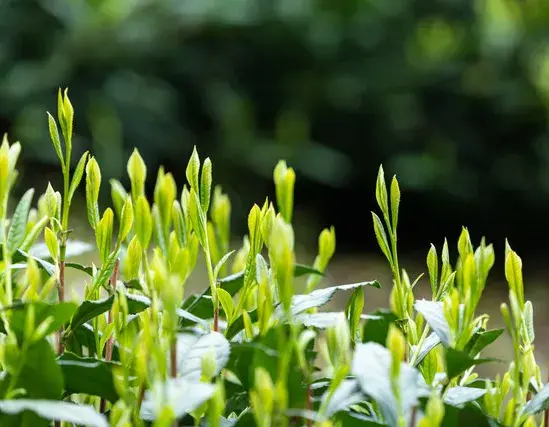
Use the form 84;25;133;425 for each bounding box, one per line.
0;91;547;426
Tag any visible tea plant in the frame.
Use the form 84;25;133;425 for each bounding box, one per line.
0;91;548;427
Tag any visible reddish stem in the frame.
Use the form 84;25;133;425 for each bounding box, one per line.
100;259;119;414
213;305;219;332
409;406;417;427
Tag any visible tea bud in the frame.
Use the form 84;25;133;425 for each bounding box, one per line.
127;148;146;201
273;160;295;223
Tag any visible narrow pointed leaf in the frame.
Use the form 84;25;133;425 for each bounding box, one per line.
7;189;34;254
68;152;88;202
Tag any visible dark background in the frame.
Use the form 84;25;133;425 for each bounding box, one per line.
3;0;549;260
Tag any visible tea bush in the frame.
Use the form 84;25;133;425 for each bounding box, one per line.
0;91;547;426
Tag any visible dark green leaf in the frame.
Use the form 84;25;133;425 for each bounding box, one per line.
70;323;120;360
225;309;258;340
0;301;77;342
362;310;398;345
65;262;93;276
294;264;323;277
445;348;497;380
336;412;385;426
0;400;107;427
442;403;503;427
465;328;504;357
414;299;451;346
57;352;119;403
6;189;34;254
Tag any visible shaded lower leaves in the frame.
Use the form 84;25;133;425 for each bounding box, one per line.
414;300;451;346
176;332;230;381
445;348;496;380
57;352;119;403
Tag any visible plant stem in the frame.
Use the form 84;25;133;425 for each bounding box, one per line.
203;246;218;332
100;259;119;414
57;244;66;355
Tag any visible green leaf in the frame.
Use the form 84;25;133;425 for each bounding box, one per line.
322;379;364;418
522;381;549;415
375;165;389;219
412;332;441;366
352;342;427;427
47;112;64;169
442;403;502;427
214;250;236;280
0;400;107;427
372;212;392;265
15;338;64;400
200;157;212;212
135;195;153;249
176;332;230;381
57;352;119;403
225;309;258;340
70;323;120;360
85;157;101;230
140;379;214;421
218;288;234;324
118;197;133;242
505;249;524;308
345;287;364;342
445;348;496;380
294;312;344;329
65;262;93;276
185;146;200;194
444;387;486;408
523;301;535;343
464;328;504;357
289;281;380;316
67;291;149;334
7;189;34;254
390;176;400;230
414;299;451;346
362;309;399;346
68;151;89;202
96;208;114;264
427;244;438;295
336;412;385;426
0;301;77;342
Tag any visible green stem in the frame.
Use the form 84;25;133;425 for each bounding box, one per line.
1;198;12;306
4;341;28;398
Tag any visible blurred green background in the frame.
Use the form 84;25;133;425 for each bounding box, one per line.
4;0;549;373
3;0;549;256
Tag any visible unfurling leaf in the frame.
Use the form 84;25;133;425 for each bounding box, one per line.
273;160;295;223
127;148;147;202
375;165;389;222
134;195;153;249
200;157;212;213
186;146;200;194
109;179;128;221
118;197;134;243
44;227;59;262
427;244;438;295
85;157;101;230
372;212;392;265
68;151;89;203
96;208;114;264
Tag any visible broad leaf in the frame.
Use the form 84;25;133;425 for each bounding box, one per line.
323;379;364;418
465;328;504;357
522;381;549;415
289;281;380;316
414;299;451;346
352;342;428;427
70;323;120;360
176;332;230;381
0;301;77;342
336;411;386;426
225;309;258;340
442;403;503;427
140;379;214;421
412;332;441;366
57;352;119;403
362;310;399;345
444;386;486;407
0;400;107;427
295;312;344;329
445;348;496;380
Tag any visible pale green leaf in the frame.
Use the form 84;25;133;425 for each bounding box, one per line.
7;189;34;254
372;212;392;265
68;151;89;202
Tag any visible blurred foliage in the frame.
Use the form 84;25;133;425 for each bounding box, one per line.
3;0;549;251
